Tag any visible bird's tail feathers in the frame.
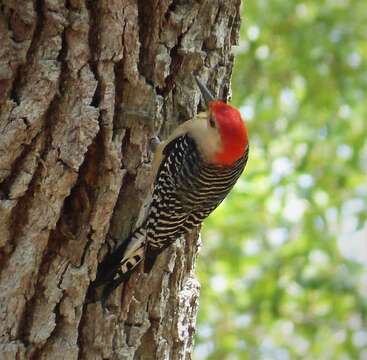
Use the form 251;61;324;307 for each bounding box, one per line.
86;227;146;305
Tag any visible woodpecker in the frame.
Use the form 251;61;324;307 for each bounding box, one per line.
88;77;249;307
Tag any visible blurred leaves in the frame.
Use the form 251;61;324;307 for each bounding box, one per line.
196;0;367;359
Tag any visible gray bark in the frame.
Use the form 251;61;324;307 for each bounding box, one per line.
0;0;241;358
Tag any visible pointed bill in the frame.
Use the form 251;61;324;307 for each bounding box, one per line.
195;76;215;106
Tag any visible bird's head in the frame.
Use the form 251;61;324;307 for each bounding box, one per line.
194;77;248;166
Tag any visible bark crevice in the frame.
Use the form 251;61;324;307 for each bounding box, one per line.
0;1;241;358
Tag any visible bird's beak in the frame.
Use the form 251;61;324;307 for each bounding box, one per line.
195;76;215;106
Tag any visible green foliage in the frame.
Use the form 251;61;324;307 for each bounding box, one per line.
196;0;367;358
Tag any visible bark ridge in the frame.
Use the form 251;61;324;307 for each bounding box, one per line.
0;0;241;358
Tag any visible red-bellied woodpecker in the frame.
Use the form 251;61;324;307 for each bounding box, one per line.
88;77;249;307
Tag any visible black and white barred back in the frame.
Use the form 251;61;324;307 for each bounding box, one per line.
90;134;248;301
122;134;248;273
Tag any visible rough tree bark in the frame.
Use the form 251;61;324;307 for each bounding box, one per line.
0;0;241;358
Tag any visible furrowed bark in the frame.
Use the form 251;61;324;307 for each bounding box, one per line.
0;0;241;358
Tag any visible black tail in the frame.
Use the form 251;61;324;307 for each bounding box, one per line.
86;235;133;306
86;227;146;307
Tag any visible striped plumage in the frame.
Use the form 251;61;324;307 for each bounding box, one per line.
87;78;249;306
144;133;248;270
89;134;248;302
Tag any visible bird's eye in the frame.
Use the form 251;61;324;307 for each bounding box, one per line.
209;116;216;128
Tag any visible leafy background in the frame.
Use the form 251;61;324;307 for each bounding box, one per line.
196;0;367;359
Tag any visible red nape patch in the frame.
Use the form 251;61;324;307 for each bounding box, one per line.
209;101;248;166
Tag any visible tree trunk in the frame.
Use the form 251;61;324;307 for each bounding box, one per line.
0;0;241;358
